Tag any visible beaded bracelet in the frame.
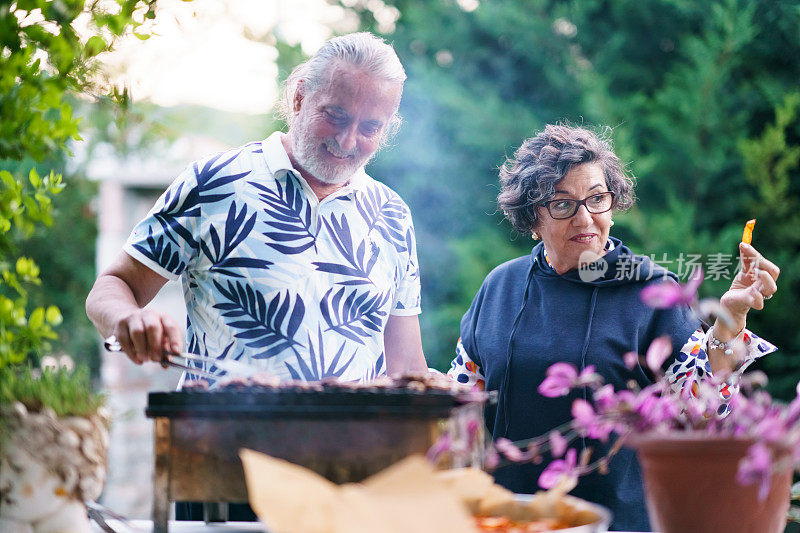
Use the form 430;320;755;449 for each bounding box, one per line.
708;327;744;356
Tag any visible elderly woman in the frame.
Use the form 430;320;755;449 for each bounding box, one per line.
448;124;780;531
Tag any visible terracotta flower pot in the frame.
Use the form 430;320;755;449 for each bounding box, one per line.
632;433;792;533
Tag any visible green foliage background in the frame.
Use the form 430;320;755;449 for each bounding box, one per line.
325;0;800;398
6;0;798;402
0;0;157;384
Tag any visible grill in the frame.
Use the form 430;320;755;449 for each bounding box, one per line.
146;387;488;532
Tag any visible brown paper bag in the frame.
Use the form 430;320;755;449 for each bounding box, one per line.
239;449;478;533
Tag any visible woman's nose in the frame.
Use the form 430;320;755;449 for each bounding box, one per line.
572;204;593;224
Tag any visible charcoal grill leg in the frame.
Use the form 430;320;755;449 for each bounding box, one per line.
153;417;170;533
203;502;228;522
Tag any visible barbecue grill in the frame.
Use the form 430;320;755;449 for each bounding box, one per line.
146;387;488;533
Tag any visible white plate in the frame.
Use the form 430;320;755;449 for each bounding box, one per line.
513;493;612;532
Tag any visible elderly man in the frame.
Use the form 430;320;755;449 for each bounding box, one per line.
86;32;427;385
86;31;427;521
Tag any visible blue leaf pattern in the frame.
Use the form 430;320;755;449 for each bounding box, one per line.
200;201;272;277
153;149;251;251
319;286;391;345
132;226;187;273
360;352;386;382
313;213;379;285
356;184;409;253
213;282;305;359
123;134;420;383
284;327;358;380
250;174;316;254
182;334;242;384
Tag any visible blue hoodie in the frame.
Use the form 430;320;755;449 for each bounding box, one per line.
459;238;700;531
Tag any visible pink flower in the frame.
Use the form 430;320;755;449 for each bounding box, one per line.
593;384;617;412
538;363;578;397
466;417;481;443
785;397;800;426
426;433;451;463
494;438;526;462
576;365;603;389
650;396;680;426
549;430;567;458
623;351;639;370
538;363;602;397
629;386;680;430
538;448;577;489
572;398;596;425
571;399;613;440
736;443;773;501
645;336;673;373
755;414;785;444
640;267;702;308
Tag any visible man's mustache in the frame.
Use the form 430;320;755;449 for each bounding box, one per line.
324;139;358;159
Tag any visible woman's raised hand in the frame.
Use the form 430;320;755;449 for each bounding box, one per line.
719;242;780;331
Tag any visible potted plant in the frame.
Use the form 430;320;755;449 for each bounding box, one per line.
0;170;110;533
520;348;796;533
433;270;798;533
0;367;109;533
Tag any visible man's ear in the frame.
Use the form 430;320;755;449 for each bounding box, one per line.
293;80;305;113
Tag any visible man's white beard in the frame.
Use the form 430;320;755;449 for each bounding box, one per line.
292;122;370;185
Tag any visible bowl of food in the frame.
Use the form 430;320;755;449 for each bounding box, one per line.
471;494;611;532
437;468;611;532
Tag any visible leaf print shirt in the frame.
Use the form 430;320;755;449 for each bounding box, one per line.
124;132;421;385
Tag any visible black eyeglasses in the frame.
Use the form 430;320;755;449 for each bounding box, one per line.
539;191;615;220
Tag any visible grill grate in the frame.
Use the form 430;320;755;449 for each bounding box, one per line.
146;388;479;419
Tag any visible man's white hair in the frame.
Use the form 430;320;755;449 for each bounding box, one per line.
280;32;406;144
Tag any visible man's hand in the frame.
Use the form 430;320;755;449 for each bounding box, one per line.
86;251;180;366
112;310;183;365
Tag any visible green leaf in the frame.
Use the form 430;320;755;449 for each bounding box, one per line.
29;307;45;330
15;257;40;279
84;35;107;58
0;170;16;189
28;168;42;188
45;305;62;326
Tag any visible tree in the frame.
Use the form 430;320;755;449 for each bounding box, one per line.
0;0;159;371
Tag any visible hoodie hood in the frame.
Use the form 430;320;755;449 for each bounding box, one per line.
530;237;678;287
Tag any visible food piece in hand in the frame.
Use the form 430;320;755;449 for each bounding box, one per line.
741;219;756;245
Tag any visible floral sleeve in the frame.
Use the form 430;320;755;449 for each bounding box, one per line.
666;327;777;406
448;338;486;391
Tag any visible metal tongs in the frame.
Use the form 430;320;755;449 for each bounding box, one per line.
103;335;258;380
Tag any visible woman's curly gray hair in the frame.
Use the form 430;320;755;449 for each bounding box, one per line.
498;124;636;233
279;32;406;147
